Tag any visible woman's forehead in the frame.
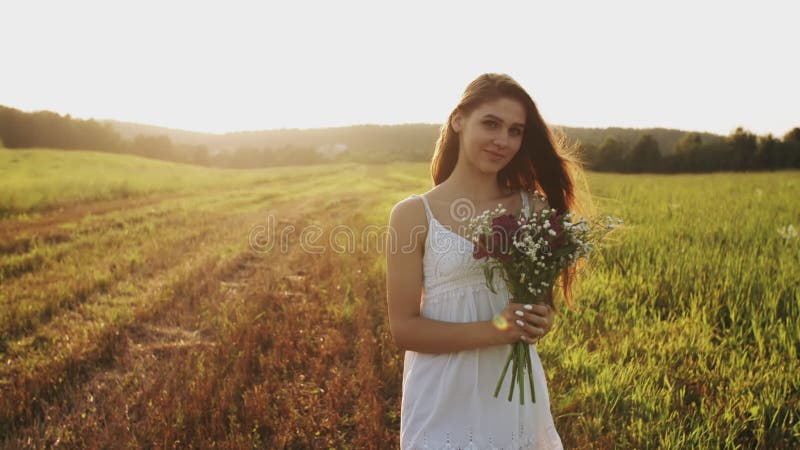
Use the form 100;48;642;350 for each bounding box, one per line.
472;98;526;124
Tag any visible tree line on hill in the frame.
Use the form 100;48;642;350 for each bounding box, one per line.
0;106;214;165
580;127;800;173
1;105;798;172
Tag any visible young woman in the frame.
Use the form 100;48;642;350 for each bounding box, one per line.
386;73;585;449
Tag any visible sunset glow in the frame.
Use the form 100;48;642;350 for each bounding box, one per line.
1;0;797;136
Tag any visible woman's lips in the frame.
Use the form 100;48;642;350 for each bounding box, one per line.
484;149;505;160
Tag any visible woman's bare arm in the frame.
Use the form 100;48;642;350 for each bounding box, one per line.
386;197;518;354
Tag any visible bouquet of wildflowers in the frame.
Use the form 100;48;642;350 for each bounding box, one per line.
466;190;622;404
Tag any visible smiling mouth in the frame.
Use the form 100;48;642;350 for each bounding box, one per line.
484;149;504;158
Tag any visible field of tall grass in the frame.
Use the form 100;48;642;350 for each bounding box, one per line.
0;148;797;448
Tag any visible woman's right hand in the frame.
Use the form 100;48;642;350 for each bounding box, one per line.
492;301;548;345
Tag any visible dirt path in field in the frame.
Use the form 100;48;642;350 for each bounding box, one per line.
0;193;191;255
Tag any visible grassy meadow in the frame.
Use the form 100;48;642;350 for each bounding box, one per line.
0;148;798;448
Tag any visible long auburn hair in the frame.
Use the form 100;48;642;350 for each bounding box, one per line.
430;73;590;307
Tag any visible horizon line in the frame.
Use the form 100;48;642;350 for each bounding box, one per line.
1;103;791;138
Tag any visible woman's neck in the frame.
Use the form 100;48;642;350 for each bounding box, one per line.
441;161;511;203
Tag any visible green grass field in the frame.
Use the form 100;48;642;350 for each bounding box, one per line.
1;148;798;448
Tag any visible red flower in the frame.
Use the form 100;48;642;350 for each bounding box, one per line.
471;214;530;262
473;236;490;260
491;214;519;233
487;214;520;262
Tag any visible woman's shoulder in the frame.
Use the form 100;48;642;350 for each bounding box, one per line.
388;195;429;254
389;194;429;230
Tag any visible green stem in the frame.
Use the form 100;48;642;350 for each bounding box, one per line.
516;343;525;405
508;349;518;402
525;343;536;403
494;347;514;398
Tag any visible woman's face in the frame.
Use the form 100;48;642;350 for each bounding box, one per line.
451;96;527;174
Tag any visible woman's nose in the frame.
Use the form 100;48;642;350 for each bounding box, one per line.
493;134;508;147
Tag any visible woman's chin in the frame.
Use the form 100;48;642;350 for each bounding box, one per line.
476;163;504;175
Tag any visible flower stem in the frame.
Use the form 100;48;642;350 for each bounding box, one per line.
494;348;514;398
525;343;536;403
508;350;518;402
516;343;525;405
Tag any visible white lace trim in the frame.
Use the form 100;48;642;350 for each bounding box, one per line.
407;424;563;450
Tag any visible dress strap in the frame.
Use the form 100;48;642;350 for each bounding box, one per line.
519;190;530;217
413;194;434;223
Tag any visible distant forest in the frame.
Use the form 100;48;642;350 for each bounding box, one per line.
1;105;798;172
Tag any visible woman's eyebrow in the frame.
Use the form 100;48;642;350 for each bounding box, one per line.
482;114;525;128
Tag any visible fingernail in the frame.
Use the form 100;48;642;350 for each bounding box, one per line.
516;319;525;327
515;310;524;317
523;304;533;311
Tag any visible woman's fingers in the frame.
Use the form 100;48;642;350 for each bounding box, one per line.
504;302;553;341
526;304;549;316
514;310;549;331
512;302;549;317
516;304;553;330
515;319;544;338
523;312;548;329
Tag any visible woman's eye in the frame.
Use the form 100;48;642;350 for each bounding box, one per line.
483;120;497;128
510;128;522;137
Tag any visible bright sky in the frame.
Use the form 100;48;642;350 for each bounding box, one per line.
1;0;797;136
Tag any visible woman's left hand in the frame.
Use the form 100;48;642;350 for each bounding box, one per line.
526;303;554;342
508;300;555;344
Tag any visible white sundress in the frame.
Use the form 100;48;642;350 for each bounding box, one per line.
400;191;563;450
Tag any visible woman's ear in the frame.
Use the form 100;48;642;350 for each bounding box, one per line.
450;111;463;133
